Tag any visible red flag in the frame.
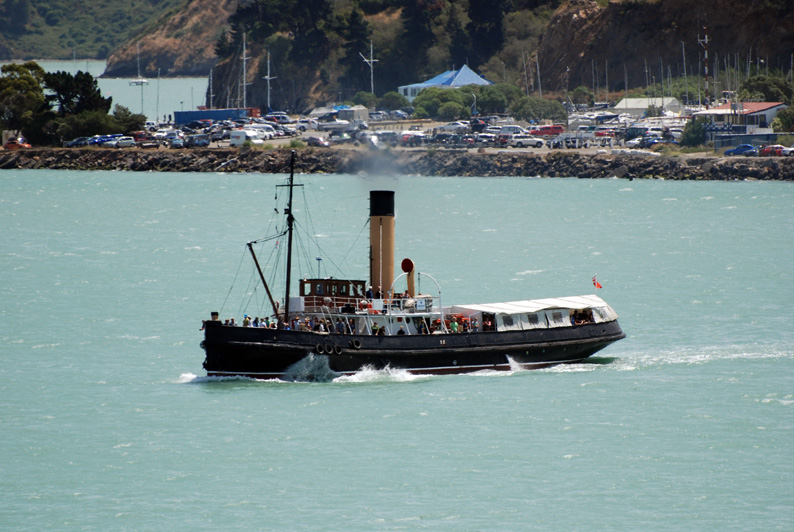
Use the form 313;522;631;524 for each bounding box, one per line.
592;276;603;289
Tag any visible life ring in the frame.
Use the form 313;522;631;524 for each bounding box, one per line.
351;338;362;350
316;343;325;354
333;344;343;355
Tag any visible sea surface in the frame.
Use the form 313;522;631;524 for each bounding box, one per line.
1;169;793;531
1;60;208;123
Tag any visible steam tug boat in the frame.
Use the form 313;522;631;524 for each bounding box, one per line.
201;153;625;380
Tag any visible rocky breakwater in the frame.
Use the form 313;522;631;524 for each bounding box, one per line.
1;147;793;181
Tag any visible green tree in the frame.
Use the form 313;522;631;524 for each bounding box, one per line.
44;70;112;117
738;75;793;104
337;9;372;94
111;105;146;133
770;107;794;132
570;85;594;106
466;0;504;67
509;95;566;123
646;104;663;117
56;109;119;140
352;91;378;109
679;117;707;147
398;0;444;80
438;101;464;120
379;91;409;110
0;61;46;137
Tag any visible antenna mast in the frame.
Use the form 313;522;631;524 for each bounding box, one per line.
262;50;277;111
359;41;378;94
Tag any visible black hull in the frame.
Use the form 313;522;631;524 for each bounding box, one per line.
201;321;626;379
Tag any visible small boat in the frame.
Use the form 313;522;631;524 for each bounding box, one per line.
201;152;625;380
129;43;148;86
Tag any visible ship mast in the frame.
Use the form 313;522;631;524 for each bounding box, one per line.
281;151;298;327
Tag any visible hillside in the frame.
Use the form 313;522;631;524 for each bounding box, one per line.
4;0;793;113
0;0;184;59
537;0;794;93
102;0;236;78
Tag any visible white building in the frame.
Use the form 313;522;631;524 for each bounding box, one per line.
692;101;787;134
613;97;684;117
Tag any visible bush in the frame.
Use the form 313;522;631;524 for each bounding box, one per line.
679;117;707;147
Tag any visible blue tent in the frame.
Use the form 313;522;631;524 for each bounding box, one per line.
399;65;493;102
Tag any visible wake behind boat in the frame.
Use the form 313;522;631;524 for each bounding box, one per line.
201;152;625;379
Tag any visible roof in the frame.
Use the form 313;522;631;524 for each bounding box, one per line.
400;64;493;91
693;101;787;116
614;97;682;110
450;294;616;315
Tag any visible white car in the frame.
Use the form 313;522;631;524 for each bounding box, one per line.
625;137;644;148
297;118;318;132
508;134;544;148
436;121;469;133
781;145;794;157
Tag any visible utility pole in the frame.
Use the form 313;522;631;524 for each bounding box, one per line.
359;41;378;95
208;68;213;110
682;42;689;106
536;54;542;98
241;33;250;109
262;49;276;111
698;25;710;108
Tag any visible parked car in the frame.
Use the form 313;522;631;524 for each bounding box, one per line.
508;134;544;148
529;124;565;137
781;145;794;157
758;144;785;156
645;138;679;148
64;137;90;147
305;136;330;147
724;144;758;157
108;136;136;148
4;138;31;150
169;137;185;149
185;134;210;148
625;136;644;148
296;118;318;132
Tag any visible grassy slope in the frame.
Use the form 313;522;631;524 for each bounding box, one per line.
0;0;185;60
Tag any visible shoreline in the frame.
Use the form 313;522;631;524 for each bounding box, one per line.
2;147;793;180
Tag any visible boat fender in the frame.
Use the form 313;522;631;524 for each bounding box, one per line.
350;338;362;350
316;343;325;354
325;343;334;355
333;344;343;355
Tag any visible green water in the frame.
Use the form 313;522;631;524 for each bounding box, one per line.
1;170;792;531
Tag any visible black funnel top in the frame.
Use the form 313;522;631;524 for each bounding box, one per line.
370;191;395;217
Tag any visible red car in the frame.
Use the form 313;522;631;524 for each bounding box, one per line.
3;138;31;150
759;144;785;156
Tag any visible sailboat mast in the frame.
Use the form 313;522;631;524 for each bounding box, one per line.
283;151;297;327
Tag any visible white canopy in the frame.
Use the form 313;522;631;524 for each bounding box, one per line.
449;294;619;331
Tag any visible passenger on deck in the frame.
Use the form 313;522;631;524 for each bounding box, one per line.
450;317;459;333
366;286;374;299
375;286;383;299
471;317;479;332
397;326;405;335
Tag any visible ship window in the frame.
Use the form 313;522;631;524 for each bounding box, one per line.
315;283;324;295
502;315;514;326
527;313;540;325
340;285;348;295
